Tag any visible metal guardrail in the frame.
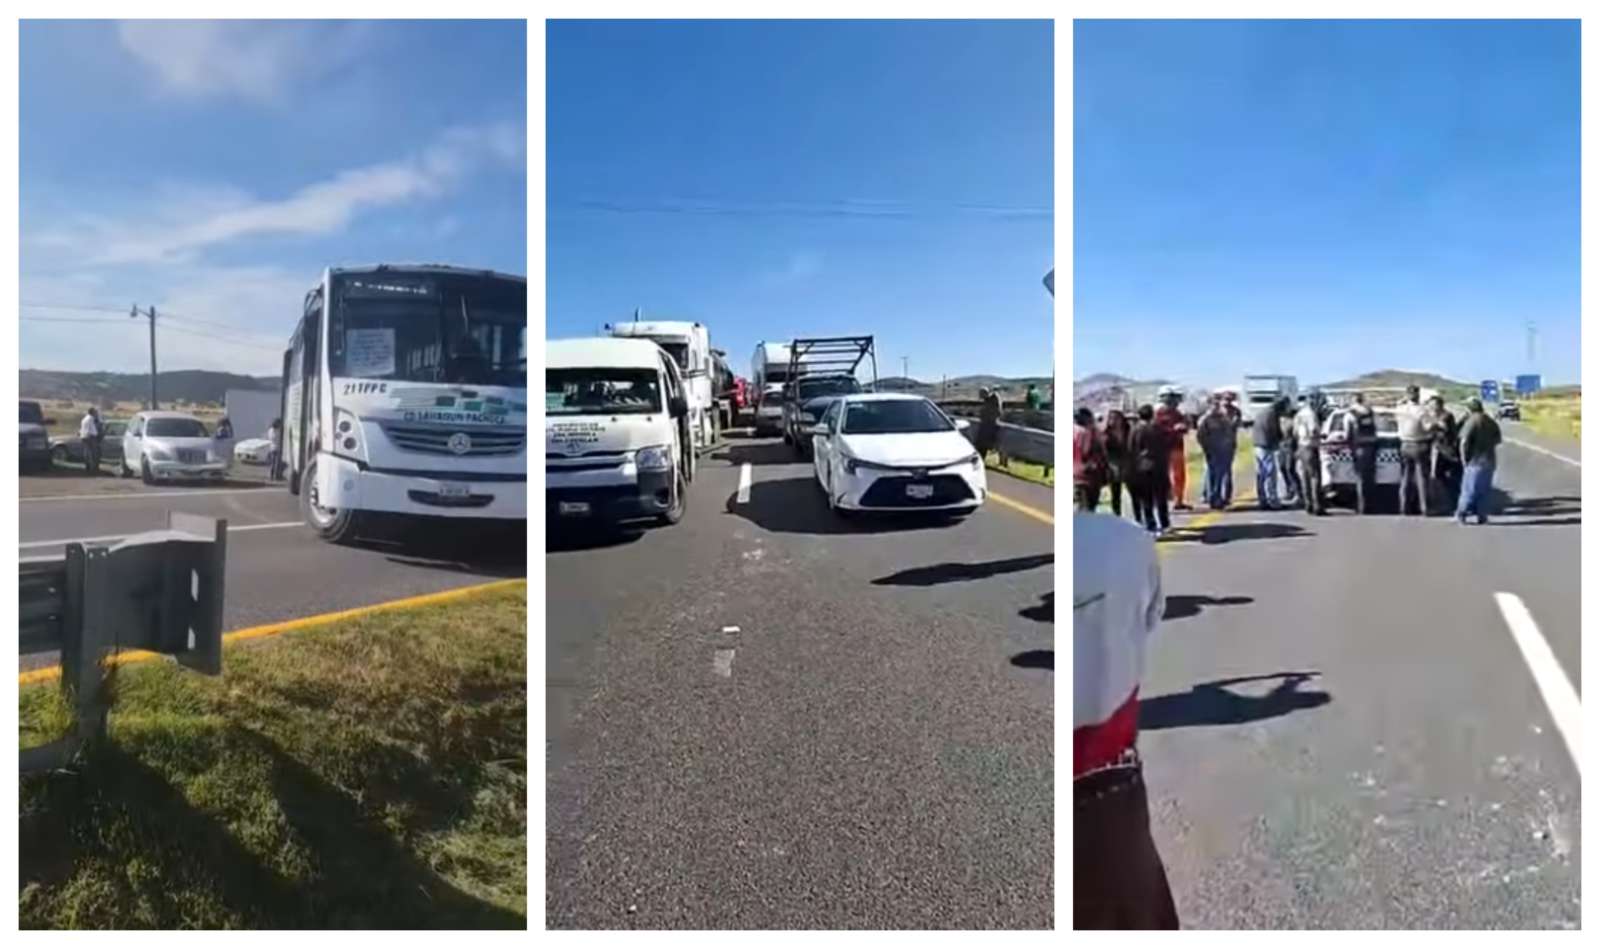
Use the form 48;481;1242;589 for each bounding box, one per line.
19;513;228;773
957;418;1055;476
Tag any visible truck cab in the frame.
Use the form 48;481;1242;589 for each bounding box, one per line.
547;337;693;527
609;319;718;455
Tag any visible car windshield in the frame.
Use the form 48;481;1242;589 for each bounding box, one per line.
20;402;44;424
841;399;953;435
547;368;662;415
797;377;861;400
146;418;209;438
330;272;526;387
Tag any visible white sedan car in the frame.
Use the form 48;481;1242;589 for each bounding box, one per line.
1319;407;1402;501
120;411;232;483
809;393;986;515
234;437;273;464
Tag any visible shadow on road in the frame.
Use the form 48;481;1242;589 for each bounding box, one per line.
544;525;645;553
710;439;803;467
1010;649;1053;671
1159;521;1315;545
872;553;1052;587
1140;672;1330;731
1487;491;1581;526
1019;592;1053;624
726;476;970;535
1162;594;1255;621
354;521;530;576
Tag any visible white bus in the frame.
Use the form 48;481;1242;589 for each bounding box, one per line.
281;265;527;543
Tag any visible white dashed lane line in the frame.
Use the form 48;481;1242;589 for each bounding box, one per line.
736;462;752;503
1494;592;1582;776
1504;436;1580;468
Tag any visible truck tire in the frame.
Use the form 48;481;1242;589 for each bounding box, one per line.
301;458;363;543
658;469;687;525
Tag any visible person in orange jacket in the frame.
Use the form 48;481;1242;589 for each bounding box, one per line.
1153;387;1191;511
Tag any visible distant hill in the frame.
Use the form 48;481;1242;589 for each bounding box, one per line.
1319;369;1476;399
20;369;277;406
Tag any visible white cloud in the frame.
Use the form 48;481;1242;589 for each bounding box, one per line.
116;20;371;105
33;121;522;266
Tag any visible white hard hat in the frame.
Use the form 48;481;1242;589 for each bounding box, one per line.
1157;384;1183;398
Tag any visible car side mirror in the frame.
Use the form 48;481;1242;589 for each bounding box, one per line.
808;423;829;436
954;419;972;432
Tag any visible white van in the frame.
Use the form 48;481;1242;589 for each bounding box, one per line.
547;337;694;527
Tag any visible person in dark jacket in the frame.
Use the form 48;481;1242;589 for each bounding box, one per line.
1194;395;1236;511
1252;398;1285;510
1278;399;1302;506
1128;404;1172;534
1102;409;1133;518
1456;398;1502;524
1344;393;1380;514
1425;395;1461;515
975;387;1002;460
1074;407;1108;512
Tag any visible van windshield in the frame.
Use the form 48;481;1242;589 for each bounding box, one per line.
547;368;662;416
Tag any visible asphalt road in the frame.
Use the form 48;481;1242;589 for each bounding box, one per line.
1139;426;1580;928
20;480;525;671
545;434;1055;929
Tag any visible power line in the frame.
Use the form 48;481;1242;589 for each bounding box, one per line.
23;301;283;348
20;316;128;324
160;323;282;352
20;302;129;314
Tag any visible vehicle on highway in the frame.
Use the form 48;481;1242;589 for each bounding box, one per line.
1498;400;1521;421
19;400;54;472
234;437;273;464
51;419;128;466
1318;406;1402;505
610;316;722;454
784;375;863;454
281;265;528;543
751;341;794;435
547;336;693;526
1240;374;1298;425
121;411;233;483
809;393;985;516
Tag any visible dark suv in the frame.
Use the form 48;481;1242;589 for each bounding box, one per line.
783;375;863;455
19;400;54;472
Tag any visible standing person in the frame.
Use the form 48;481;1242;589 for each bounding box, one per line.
1426;395;1461;515
1278;399;1302;507
1153;387;1191;511
1025;383;1043;411
78;406;102;475
1293;390;1327;515
1074;408;1108;511
1129;404;1172;535
1195;395;1236;511
1102;409;1133;518
1252;397;1286;510
1394;385;1431;516
266;417;282;482
1456;398;1503;525
975;387;1001;463
1344;392;1380;514
1073;511;1181;929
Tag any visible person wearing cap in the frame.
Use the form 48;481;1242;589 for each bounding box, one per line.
1251;396;1285;510
1195;394;1236;511
1424;395;1461;515
1456;397;1502;524
1074;511;1181;929
1152;387;1191;512
1292;390;1327;515
1394;384;1431;516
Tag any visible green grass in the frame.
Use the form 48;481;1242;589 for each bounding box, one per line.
19;584;527;930
1518;395;1581;444
985;451;1054;487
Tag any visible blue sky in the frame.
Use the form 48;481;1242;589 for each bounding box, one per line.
547;20;1053;383
20;20;525;376
1075;20;1579;388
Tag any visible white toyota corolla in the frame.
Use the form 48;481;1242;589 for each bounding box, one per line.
809;393;986;515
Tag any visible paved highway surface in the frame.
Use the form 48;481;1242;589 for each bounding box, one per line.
20;481;525;671
546;434;1054;929
1141;423;1580;928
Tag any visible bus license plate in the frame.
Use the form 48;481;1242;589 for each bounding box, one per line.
559;501;590;516
906;484;934;499
437;482;470;499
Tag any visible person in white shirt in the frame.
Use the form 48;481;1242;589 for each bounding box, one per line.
78;407;102;475
1393;385;1430;515
1074;511;1179;928
1291;390;1326;515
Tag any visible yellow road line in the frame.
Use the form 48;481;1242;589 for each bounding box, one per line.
19;578;527;686
988;490;1054;525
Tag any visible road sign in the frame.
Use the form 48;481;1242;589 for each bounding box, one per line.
1480;379;1500;403
1515;374;1542;397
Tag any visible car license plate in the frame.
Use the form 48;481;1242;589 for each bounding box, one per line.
179;450;204;463
559;501;590;516
906;483;935;499
437;482;471;499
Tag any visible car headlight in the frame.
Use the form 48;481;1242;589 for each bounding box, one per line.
335;408;364;457
635;444;672;471
963;452;981;470
147;444;174;461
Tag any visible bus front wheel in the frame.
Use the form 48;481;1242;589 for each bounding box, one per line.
301;459;362;543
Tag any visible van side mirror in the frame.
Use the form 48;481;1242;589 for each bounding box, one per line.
808;423;829;437
669;396;688;419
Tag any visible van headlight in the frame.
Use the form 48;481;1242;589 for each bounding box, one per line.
635;444;672;471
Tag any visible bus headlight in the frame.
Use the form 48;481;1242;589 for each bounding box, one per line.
335;409;364;457
635;444;672;471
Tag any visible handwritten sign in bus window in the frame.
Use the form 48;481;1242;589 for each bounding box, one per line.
345;328;396;377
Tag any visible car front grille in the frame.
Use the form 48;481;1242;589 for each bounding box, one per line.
382;423;525;457
859;474;974;508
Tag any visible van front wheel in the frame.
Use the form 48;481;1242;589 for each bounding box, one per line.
658;470;687;526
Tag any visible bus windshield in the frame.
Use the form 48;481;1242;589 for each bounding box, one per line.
330;272;526;387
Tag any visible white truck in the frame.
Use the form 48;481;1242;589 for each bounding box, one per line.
751;341;794;436
609;317;719;454
546;336;693;527
281;264;527;544
1242;374;1299;421
223;388;279;443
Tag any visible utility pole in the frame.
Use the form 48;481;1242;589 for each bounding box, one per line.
131;304;157;409
901;356;909;386
1526;321;1537;369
